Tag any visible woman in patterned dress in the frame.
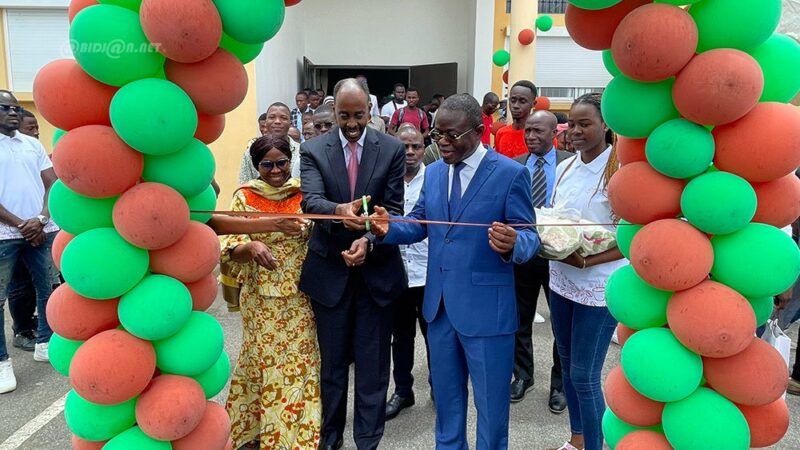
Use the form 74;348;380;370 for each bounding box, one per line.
221;135;321;450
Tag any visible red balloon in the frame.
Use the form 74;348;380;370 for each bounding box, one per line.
52;230;75;271
68;0;98;23
136;375;207;441
185;273;219;311
165;49;249;115
518;29;535;46
616;430;671;450
32;59;117;131
71;435;106;450
195;113;226;145
534;96;551;111
667;281;755;358
611;3;697;82
713;102;800;183
630;219;712;291
224;437;234;450
752;174;800;228
616;137;647;166
673;49;764;126
46;284;120;341
704;339;789;406
149;222;220;283
285;0;302;5
140;0;222;64
52;125;143;198
608;162;686;224
113;183;190;250
738;398;790;448
617;323;637;347
172;402;232;450
502;70;509;85
565;0;652;50
605;365;664;427
70;329;156;405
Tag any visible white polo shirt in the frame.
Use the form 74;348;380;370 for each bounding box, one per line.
0;131;59;240
401;164;428;288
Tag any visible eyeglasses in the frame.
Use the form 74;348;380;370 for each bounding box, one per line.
259;159;290;170
0;105;23;114
430;128;475;143
404;143;424;150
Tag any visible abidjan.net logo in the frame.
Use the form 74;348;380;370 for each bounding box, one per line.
64;39;162;60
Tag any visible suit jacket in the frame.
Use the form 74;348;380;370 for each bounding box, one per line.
299;127;407;307
382;150;541;337
513;149;572;167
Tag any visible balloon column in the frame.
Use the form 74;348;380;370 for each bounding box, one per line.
34;0;292;448
565;0;800;449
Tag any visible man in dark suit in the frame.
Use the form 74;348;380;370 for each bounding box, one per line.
511;110;571;413
299;78;407;450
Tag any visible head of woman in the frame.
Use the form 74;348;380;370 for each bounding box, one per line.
567;93;613;154
265;102;292;138
250;134;293;188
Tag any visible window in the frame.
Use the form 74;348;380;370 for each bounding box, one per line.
4;8;71;92
539;0;568;14
534;36;612;101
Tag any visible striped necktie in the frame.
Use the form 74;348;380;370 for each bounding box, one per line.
531;157;547;208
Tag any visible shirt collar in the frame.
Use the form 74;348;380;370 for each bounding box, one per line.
461;142;487;170
575;145;612;174
408;163;426;183
339;128;367;149
0;131;24;142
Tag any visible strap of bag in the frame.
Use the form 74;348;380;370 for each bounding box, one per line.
550;156;578;206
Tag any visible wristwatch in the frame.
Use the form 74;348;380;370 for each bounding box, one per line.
36;215;49;225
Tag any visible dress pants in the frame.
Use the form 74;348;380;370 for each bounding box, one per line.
391;286;430;397
513;258;562;390
311;271;394;450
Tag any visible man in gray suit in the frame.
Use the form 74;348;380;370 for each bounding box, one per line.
510;111;572;413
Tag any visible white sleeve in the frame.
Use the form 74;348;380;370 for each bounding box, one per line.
35;140;53;171
380;103;393;118
370;95;380;117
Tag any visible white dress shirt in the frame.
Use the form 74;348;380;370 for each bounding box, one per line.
401;164;428;287
381;100;407;119
369;94;380;118
448;143;488;199
339;129;365;165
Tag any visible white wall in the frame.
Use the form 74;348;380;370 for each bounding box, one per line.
470;0;494;96
255;4;306;114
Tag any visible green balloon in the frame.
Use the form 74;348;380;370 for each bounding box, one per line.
186;185;218;223
655;0;703;4
192;351;231;399
711;223;800;298
110;78;198;156
567;0;622;10
49;333;83;377
621;328;702;402
602;76;679;138
52;128;66;148
142;139;216;197
64;390;137;441
606;266;671;330
48;180;117;235
616;219;642;259
220;32;264;64
213;0;286;44
662;387;750;450
602;408;663;450
690;0;781;52
748;296;774;327
98;0;142;12
492;50;510;67
681;172;757;235
535;15;553;32
749;33;800;103
70;5;164;86
119;275;193;341
61;228;149;299
602;49;621;77
154;311;224;376
646;119;714;179
104;426;172;450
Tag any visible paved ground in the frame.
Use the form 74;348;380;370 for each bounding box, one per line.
1;291;798;450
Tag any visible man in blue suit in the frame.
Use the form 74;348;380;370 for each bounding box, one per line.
371;94;540;449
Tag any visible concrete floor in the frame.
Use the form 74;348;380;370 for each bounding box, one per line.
1;292;798;449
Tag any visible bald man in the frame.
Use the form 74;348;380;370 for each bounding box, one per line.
511;110;572;411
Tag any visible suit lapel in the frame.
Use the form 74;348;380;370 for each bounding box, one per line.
452;150;497;224
325;132;350;202
354;128;379;199
440;162;450;221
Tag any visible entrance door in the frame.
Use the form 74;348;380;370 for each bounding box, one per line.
303;57;317;90
409;63;458;103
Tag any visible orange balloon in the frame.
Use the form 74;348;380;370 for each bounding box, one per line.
172;402;232;450
46;284;120;341
518;29;535;46
616;137;647;166
52;125;143;198
52;230;75;271
667;280;755;358
224;437;234;450
713;103;800;183
149;222;220;283
113;183;190;250
704;339;789;406
136;375;207;441
751;174;800;228
616;430;671;450
617;323;637;347
165;49;248;116
605;365;665;427
32;59;117;131
185;273;219;311
71;435;106;450
68;0;98;23
608;162;686;225
534;96;551;111
738;398;790;448
673;49;764;126
70;329;156;405
140;0;222;63
195;113;226;145
565;0;652;50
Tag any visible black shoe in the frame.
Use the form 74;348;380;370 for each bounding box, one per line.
549;388;567;414
12;331;35;352
319;438;343;450
385;392;415;420
510;379;534;403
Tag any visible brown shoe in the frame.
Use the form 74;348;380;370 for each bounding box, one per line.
788;378;800;396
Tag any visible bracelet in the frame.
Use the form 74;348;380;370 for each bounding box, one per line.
581;258;587;269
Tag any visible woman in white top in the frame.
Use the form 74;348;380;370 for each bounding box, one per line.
547;93;625;450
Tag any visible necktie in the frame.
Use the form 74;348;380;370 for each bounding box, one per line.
531;157;547;209
449;162;466;219
347;142;359;201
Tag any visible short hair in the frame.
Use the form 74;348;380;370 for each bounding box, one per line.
432;94;445;101
554;112;568;124
406;87;420;95
511;80;538;99
267;102;290;114
393;83;406;92
314;104;334;116
482;92;499;104
20;109;36;120
439;93;482;128
397;123;423;138
296;91;308;98
258;113;267;122
302;111;314;119
249;134;292;169
308;91;321;98
333;78;371;99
